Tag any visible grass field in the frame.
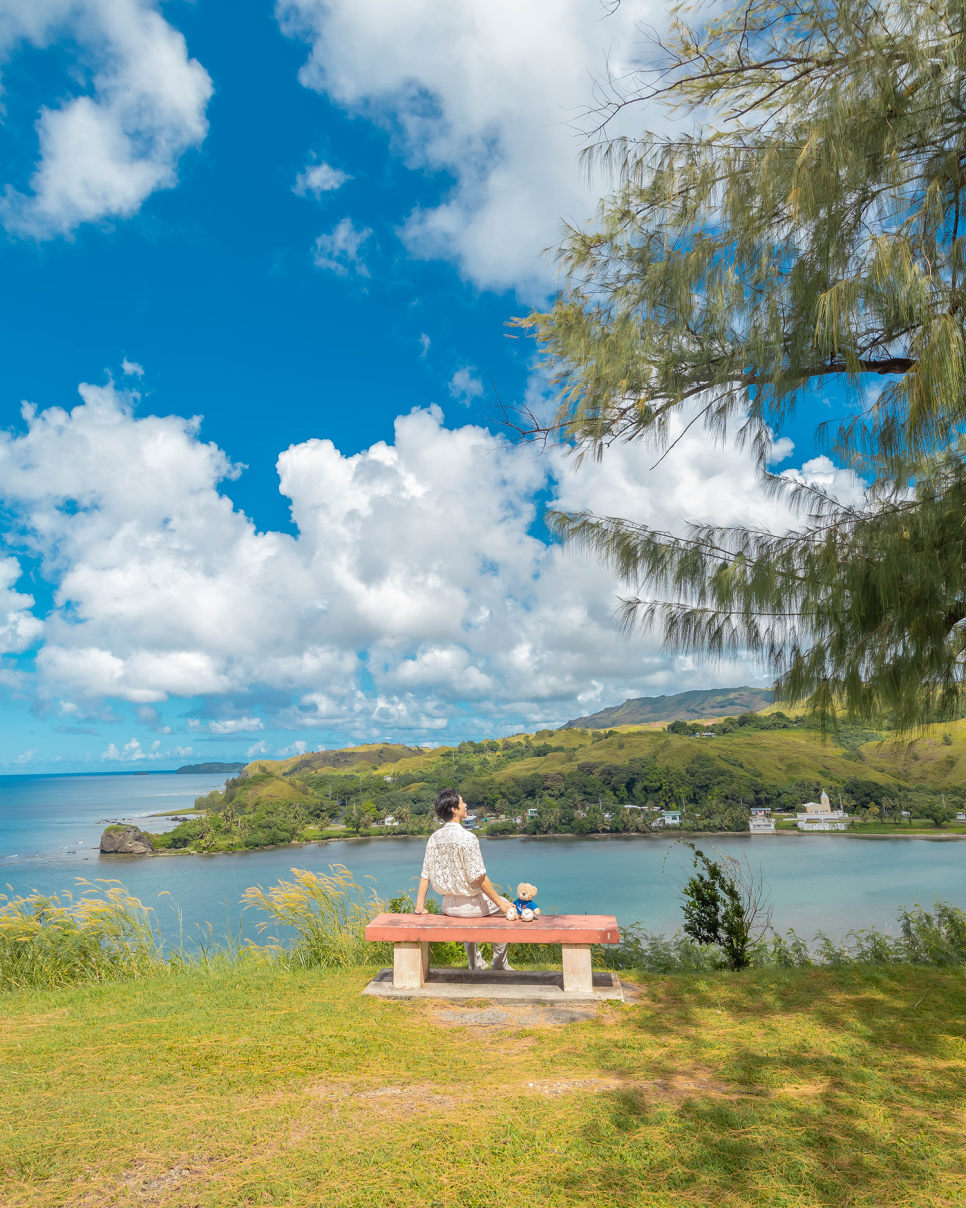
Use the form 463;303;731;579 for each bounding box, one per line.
4;962;966;1207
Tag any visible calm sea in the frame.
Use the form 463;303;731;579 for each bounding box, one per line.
2;771;966;946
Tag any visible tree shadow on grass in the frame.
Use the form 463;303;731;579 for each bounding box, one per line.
562;967;966;1204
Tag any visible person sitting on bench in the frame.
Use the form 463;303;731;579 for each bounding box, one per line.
414;788;514;972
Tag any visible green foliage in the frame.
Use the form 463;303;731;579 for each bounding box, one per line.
681;845;753;970
524;0;966;465
599;901;966;973
520;0;966;736
917;800;957;827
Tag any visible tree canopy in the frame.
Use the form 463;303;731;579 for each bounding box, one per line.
519;0;966;733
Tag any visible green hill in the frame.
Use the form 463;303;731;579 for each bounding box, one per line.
565;685;775;728
200;712;966;842
175;762;246;774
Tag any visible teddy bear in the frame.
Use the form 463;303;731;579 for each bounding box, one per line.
505;882;541;921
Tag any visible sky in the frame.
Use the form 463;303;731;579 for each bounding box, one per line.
0;0;861;772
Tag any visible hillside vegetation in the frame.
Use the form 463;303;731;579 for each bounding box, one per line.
149;709;966;851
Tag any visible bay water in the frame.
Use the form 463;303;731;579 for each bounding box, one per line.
2;771;966;949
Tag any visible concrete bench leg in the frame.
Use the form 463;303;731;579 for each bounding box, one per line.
562;943;593;994
393;941;431;990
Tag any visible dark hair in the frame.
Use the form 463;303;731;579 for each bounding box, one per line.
434;788;461;821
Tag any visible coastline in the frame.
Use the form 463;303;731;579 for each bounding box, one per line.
100;826;966;858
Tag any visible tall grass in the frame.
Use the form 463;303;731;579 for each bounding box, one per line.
596;900;966;973
8;865;966;994
241;864;388;968
0;879;165;990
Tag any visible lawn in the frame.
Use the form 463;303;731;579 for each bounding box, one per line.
4;963;966;1206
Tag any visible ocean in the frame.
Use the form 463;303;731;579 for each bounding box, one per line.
2;771;966;947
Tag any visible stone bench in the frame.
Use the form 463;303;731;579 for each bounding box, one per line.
364;912;620;994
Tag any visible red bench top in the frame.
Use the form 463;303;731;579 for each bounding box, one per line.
365;912;619;945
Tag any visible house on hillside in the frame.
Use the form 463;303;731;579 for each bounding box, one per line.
661;809;682;826
796;790;850;832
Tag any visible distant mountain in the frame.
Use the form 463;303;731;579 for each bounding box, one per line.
564;686;775;729
176;762;247;774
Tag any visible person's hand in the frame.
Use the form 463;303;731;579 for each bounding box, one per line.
497;896;513;913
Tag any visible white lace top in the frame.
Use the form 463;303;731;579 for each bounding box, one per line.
420;821;487;896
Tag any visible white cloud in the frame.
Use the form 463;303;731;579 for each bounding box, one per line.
418;333;431;357
312;217;372;275
0;557;44;653
294;160;350;196
100;737;192;762
121;358;144;377
13;749;37;764
247;740;270;756
448;367;484;405
276;0;666;295
0;0;212;239
0;377;859;737
189;716;265;735
277;739;308;757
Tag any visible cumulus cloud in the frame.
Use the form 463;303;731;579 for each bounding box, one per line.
0;0;212;239
312;216;372;275
293;160;350;196
276;0;666;295
0;557;44;653
101;737;193;762
0;377;862;738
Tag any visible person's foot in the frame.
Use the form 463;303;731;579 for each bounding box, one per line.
492;961;515;972
471;959;489;971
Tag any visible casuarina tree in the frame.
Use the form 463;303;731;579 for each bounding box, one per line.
517;0;966;734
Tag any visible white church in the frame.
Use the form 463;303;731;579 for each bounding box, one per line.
796;791;850;831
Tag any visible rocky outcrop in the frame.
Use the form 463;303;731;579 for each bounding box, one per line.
100;825;155;854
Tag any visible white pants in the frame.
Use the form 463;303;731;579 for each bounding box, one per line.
441;893;510;971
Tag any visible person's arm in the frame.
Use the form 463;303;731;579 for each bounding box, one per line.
472;872;512;913
414;877;430;914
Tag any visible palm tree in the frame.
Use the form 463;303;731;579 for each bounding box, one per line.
539;801;561;834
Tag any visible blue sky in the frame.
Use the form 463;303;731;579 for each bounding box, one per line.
0;0;850;772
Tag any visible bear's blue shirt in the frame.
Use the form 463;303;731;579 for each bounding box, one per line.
512;897;538;913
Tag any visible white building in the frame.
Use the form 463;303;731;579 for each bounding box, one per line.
661;809;682;826
796;790;850;832
749;806;775;834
